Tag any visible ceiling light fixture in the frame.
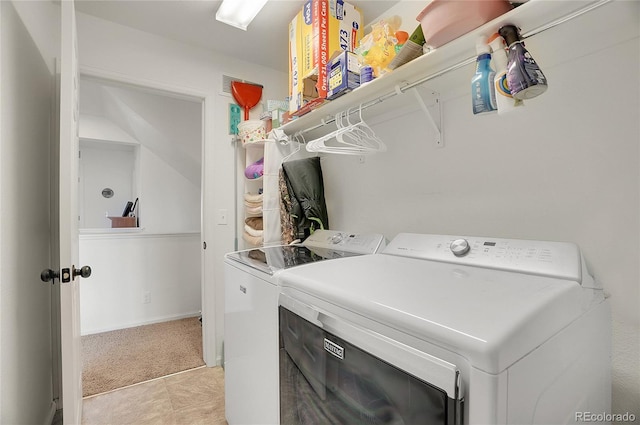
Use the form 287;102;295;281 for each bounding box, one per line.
215;0;269;31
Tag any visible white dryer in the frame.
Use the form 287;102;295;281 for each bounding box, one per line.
278;233;611;424
223;230;385;425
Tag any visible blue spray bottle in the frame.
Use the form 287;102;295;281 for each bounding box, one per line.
471;36;497;115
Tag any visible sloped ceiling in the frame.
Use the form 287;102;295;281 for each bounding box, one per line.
73;0;402;73
80;78;202;186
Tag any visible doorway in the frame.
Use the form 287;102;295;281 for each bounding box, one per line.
77;75;206;395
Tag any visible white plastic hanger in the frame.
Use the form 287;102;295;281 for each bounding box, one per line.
281;132;304;163
306;104;386;155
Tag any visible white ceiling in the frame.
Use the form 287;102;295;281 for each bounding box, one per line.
74;0;403;73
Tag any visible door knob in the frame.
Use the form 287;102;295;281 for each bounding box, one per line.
40;269;59;284
73;265;92;279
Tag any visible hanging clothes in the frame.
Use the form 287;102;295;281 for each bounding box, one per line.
279;157;330;242
279;169;297;244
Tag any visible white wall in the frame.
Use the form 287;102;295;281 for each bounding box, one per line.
80;114;138;144
73;0;639;416
79;233;201;335
0;1;55;423
75;11;288;364
79;78;202;233
79;140;136;228
138;143;201;233
78;78;203;332
79;133;204;233
321;1;639;417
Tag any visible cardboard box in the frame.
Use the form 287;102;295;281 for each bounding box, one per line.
266;99;289;112
291;98;329;118
388;24;426;70
289;0;363;112
327;51;360;99
108;216;137;228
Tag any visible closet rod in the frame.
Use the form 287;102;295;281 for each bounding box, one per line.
294;0;611;136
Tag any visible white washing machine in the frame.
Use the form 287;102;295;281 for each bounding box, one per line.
223;230;386;425
278;233;611;424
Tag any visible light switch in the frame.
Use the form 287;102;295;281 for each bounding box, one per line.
217;209;228;225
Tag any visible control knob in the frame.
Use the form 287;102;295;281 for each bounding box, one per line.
450;239;471;257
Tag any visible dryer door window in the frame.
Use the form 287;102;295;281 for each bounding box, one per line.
279;306;463;425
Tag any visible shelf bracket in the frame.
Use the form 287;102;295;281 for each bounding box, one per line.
411;87;443;148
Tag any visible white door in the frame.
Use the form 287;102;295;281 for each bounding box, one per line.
59;1;88;423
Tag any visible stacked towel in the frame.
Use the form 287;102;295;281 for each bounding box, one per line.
242;231;263;246
243;217;264;246
245;217;263;236
244;192;263;216
243;193;264;246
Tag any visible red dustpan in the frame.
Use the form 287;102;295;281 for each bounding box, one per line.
231;81;263;120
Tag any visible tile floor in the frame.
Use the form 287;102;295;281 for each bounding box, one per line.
81;366;227;425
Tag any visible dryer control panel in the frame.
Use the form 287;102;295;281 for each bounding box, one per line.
383;233;583;283
303;230;386;255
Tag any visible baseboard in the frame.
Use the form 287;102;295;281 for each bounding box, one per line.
81;311;201;336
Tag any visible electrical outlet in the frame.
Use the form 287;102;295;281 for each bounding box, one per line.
143;291;151;304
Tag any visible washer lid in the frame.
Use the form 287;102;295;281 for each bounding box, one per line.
278;253;591;374
225;244;361;275
224;230;385;275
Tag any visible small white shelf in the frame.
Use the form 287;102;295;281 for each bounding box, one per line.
79;227;145;235
242;139;271;149
279;0;605;136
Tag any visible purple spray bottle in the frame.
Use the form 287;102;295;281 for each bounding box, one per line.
498;25;548;100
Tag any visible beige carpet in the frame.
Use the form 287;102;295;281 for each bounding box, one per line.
82;317;205;397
